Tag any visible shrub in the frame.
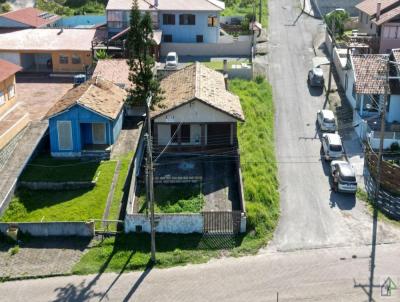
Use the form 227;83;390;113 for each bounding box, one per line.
390;142;399;152
9;245;19;256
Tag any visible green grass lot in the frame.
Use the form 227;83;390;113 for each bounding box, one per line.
136;184;204;213
0;152;133;223
223;0;268;27
73;78;280;274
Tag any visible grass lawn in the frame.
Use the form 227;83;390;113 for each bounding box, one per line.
136;184;204;213
222;0;268;27
1;157;117;222
73;78;279;274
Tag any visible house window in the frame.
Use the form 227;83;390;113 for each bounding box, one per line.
171;124;179;143
179;14;195;25
208;15;218;27
352;83;356;99
196;35;204;43
57;121;73;150
163;34;173;42
163;14;175;25
7;84;15;98
181;124;190;143
72;55;81;64
59;55;68;64
0;91;4;105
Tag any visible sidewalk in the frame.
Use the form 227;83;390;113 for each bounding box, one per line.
313;31;365;188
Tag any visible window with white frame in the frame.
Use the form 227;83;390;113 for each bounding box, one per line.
7;84;15;98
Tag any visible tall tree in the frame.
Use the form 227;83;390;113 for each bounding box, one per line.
126;0;162;107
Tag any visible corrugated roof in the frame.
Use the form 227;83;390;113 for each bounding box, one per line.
93;59;132;89
0;7;61;28
106;0;224;11
356;0;400;16
351;54;389;94
45;77;127;120
152;63;244;121
0;59;22;82
0;28;97;51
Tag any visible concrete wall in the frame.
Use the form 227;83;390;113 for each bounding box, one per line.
125;213;203;234
0;74;17;114
0;221;94;237
19;181;95;190
311;0;362;17
160;40;251;57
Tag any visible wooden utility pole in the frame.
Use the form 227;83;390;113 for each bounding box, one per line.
368;58;389;302
326;21;336;103
145;94;156;263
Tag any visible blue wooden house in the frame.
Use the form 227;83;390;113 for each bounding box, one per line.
45;77;126;157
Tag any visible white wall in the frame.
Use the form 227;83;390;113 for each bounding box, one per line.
387;95;400;123
155;100;237;123
125;213;203;234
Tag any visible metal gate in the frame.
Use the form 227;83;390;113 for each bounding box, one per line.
202;211;242;234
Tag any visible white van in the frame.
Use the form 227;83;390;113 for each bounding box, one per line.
165;52;178;70
322;133;344;161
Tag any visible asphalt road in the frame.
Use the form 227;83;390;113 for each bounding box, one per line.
1;244;400;301
267;0;400;251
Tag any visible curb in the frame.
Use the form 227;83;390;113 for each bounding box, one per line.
0;272;73;283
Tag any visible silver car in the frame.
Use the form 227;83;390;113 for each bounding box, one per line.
317;109;336;132
308;67;324;87
331;160;357;193
322;133;344;161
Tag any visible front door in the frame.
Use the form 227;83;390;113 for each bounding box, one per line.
92;123;106;144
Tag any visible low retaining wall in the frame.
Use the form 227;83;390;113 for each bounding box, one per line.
125;213;203;234
154;175;202;184
19;181;95;190
160;40;252;57
0;221;94;237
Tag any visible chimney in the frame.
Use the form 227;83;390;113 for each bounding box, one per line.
376;2;382;21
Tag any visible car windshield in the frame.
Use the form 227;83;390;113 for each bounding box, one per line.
330;144;342;152
340;175;356;182
323;118;335;123
167;56;175;61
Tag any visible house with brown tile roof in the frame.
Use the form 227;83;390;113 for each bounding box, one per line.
0;8;60;29
0;59;22;116
355;0;400;53
45;77;127;157
151;62;244;151
344;52;400;146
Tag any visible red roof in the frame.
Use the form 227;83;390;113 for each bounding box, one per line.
0;8;60;28
0;59;22;82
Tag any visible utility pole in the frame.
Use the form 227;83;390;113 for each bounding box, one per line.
326;21;336;104
368;58;389;302
145;93;156;263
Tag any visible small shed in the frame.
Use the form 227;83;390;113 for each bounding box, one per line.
45;77;127;157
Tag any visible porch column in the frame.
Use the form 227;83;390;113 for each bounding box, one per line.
177;124;182;151
201;124;206;149
230;123;236;145
153;123;158;150
360;94;364;116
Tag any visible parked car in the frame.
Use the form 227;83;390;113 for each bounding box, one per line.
165;52;178;70
317;109;336;132
308;67;324;87
321;133;344;161
330;160;357;194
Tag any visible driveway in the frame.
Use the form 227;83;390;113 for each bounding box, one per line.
267;0;400;251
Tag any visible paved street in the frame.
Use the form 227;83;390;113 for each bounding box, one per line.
1;244;400;301
267;0;400;251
